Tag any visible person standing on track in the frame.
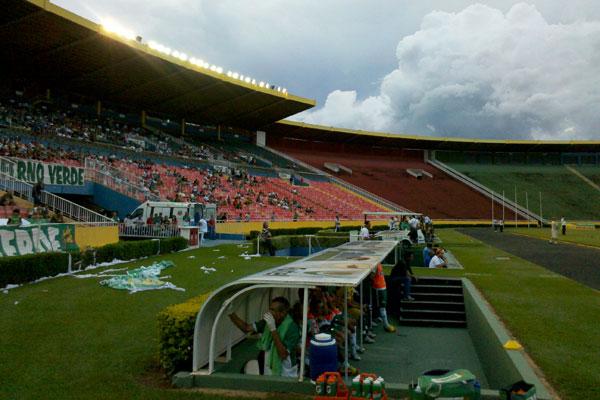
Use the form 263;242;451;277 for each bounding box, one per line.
561;217;567;235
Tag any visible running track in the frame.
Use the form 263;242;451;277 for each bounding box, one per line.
458;228;600;291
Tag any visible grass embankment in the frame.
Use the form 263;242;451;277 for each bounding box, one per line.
509;227;600;248
416;229;600;400
0;244;294;400
448;164;600;220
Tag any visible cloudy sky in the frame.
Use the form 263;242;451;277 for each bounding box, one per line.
55;0;600;140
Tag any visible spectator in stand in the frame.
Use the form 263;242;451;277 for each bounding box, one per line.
236;213;242;222
50;210;65;223
32;180;43;206
334;214;341;232
271;211;276;222
111;211;119;223
8;208;21;225
245;212;251;222
429;248;448;269
260;221;276;256
146;214;153;226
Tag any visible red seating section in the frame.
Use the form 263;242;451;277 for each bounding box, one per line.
271;146;517;220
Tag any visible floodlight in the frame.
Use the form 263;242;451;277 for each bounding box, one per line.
259;81;265;88
251;79;256;85
282;88;288;94
226;71;233;77
244;77;251;83
232;72;239;79
100;18;136;41
216;67;223;74
239;75;245;81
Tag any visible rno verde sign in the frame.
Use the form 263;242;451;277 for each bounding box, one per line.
0;158;85;186
0;224;78;257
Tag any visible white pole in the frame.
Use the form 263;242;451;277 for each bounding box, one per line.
344;288;349;381
526;192;530;228
298;287;309;382
308;235;312;255
502;190;505;222
539;192;543;226
491;193;494;228
360;282;364;348
514;186;518;228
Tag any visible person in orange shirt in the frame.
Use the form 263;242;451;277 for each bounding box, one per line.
372;263;396;333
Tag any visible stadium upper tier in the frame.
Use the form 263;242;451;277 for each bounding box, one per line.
1;0;314;130
271;144;517;220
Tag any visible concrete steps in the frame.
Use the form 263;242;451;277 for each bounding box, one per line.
398;277;466;328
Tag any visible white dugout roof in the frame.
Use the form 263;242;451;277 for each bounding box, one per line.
192;240;398;375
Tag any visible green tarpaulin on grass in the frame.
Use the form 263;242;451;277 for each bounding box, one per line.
100;260;184;293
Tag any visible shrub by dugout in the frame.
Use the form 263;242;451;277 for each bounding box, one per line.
157;293;211;374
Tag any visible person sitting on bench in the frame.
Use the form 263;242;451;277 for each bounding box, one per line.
229;296;300;377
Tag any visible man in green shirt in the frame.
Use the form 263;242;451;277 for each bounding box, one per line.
229;296;300;377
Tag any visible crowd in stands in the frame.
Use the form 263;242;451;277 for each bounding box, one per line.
1;98;389;222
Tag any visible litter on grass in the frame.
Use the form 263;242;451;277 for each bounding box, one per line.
100;260;184;293
217;255;226;259
200;266;217;274
187;255;196;259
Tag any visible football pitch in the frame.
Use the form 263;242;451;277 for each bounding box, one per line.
1;230;599;399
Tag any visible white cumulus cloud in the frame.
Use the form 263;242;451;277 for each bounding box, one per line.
292;3;600;140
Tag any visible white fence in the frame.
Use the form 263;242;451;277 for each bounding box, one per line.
118;223;181;238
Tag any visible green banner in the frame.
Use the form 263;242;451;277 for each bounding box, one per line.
0;158;85;186
0;224;78;257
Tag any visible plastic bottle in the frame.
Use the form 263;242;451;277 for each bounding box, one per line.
352;375;362;397
315;374;326;396
326;375;338;396
372;377;382;399
363;377;373;398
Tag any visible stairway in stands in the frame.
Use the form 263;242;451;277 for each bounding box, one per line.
399;277;466;328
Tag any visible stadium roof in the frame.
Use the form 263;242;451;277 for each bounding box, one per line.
0;0;315;130
266;120;600;152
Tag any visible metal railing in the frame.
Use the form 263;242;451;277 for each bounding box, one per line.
85;158;161;202
118;223;181;238
427;153;544;223
0;170;113;223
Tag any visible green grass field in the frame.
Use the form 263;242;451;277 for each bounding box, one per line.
448;164;600;220
510;227;600;248
2;234;599;399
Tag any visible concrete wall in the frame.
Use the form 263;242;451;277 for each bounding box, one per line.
74;225;119;249
91;183;140;219
463;279;551;399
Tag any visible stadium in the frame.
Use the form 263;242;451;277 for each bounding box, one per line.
1;1;598;399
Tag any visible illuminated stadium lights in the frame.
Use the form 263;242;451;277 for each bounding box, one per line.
147;37;286;93
100;18;136;41
148;40;172;56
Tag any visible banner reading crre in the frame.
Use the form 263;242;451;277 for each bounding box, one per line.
0;158;85;186
0;224;79;257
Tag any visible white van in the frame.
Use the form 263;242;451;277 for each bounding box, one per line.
126;201;216;225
